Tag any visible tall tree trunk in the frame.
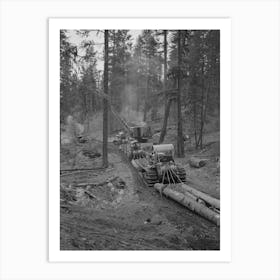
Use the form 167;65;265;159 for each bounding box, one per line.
143;59;149;122
198;81;210;149
159;98;172;143
88;90;93;131
159;30;168;143
93;74;97;113
198;71;204;149
177;30;184;157
193;99;198;149
109;31;116;133
163;30;167;103
102;30;109;167
136;78;140;112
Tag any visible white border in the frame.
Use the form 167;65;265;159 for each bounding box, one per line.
49;18;231;262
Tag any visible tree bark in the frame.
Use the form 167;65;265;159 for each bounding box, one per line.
158;30;169;143
193;98;199;148
102;30;109;167
163;30;168;106
143;59;150;122
198;81;210;148
179;183;220;209
177;30;184;157
154;183;220;226
159;98;172;143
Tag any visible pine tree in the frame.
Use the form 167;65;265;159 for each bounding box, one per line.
103;30;109;167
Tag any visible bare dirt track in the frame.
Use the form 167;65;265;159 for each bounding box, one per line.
60;137;220;251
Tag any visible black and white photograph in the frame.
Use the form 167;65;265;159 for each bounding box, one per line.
1;0;279;278
59;27;221;251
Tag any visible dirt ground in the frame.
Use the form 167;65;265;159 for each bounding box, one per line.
60;129;220;250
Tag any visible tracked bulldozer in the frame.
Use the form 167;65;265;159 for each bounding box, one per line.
131;144;186;187
128;140;147;160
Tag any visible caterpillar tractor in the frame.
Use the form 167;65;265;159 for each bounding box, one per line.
113;117;153;159
128;139;147;160
131;144;187;187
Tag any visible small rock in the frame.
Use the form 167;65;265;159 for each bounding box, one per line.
107;182;114;189
151;214;163;225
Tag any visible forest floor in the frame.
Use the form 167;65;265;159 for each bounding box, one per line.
60;127;220;250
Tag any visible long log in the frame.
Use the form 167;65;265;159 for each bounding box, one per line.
60;167;104;172
154;183;220;226
179;183;220;209
189;157;207;168
72;176;119;188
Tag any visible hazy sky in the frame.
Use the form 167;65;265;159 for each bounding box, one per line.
67;30;143;71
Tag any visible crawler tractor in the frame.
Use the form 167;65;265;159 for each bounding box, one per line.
132;144;187;187
128;140;147;160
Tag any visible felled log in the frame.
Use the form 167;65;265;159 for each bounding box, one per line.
60;167;104;172
82;150;101;159
189;157;207;168
74;183;96;188
179;183;220;209
154;183;220;226
60;171;98;177
74;176;119;188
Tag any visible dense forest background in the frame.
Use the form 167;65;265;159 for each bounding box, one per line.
60;29;220;157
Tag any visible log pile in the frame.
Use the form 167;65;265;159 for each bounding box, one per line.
179;184;220;209
154;183;220;226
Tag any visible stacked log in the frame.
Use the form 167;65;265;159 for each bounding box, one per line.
154;183;220;226
179;183;220;209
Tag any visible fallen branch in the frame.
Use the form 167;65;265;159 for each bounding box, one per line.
84;190;97;199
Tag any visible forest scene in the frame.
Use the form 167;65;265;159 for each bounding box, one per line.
60;29;220;250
